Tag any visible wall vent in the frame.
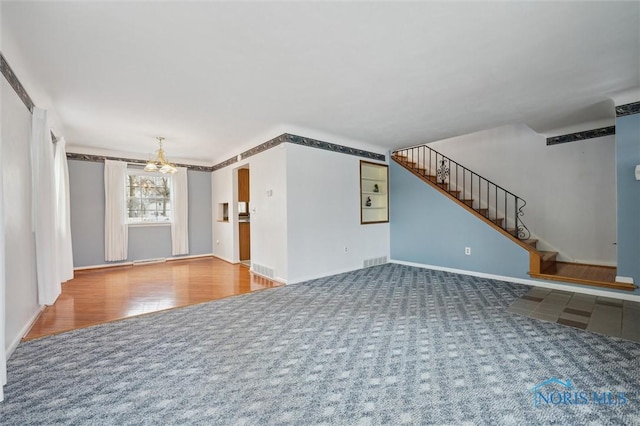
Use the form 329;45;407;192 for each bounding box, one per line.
363;256;388;268
133;257;166;266
252;263;275;279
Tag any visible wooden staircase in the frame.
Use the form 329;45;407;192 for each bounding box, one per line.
392;152;635;291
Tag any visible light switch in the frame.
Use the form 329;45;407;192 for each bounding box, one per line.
635;164;640;181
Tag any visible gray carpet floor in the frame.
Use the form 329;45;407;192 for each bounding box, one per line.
1;263;639;425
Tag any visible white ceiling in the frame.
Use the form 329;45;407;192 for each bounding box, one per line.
2;1;639;164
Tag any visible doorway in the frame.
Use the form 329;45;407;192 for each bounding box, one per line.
238;166;251;267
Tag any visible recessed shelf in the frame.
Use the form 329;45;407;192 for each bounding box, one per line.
360;160;389;224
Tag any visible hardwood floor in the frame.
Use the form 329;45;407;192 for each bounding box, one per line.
551;262;617;282
530;261;635;291
24;257;280;341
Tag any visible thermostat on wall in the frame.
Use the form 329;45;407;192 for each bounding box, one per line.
636;165;640;181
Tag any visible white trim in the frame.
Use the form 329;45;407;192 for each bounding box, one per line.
74;253;215;271
616;276;635;284
274;276;288;285
7;306;44;358
74;262;134;271
211;254;236;264
390;259;640;302
287;265;369;285
167;253;213;262
249;269;288;285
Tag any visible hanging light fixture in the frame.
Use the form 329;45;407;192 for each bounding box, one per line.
144;136;177;174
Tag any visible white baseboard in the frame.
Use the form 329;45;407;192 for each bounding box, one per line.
616;276;635;284
390;259;640;302
573;259;618;268
75;253;215;271
7;306;43;359
74;262;133;271
248;269;288;285
211;254;236;264
287;265;368;285
166;253;213;262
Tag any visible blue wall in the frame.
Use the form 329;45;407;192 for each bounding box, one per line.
389;160;530;278
68;160;105;267
68;160;212;267
616;112;640;284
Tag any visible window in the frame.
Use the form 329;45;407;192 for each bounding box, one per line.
126;171;171;224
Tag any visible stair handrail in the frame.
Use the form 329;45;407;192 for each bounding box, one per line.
393;145;531;240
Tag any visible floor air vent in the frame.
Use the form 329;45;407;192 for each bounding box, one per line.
133;258;166;266
363;256;387;268
252;263;275;279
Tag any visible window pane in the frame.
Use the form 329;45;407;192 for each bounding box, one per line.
126;173;172;224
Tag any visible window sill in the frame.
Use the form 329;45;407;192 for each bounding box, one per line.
128;222;172;227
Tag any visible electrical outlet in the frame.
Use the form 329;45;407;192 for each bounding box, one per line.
465;247;471;255
344;247;348;253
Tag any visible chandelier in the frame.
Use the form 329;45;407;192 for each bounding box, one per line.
144;136;177;174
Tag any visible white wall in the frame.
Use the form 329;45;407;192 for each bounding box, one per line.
286;143;390;283
427;123;617;265
211;140;390;284
1;78;40;355
250;145;288;282
211;163;236;263
211;144;288;279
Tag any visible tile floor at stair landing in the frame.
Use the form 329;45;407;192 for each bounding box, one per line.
508;287;640;342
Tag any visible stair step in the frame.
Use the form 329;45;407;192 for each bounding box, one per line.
490;217;504;227
523;239;538;248
477;208;488;216
540;251;557;261
392;155;415;164
539;251;558;273
460;198;474;207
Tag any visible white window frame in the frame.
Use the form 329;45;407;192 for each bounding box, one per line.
125;169;173;226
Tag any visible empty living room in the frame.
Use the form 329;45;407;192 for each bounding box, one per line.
1;1;639;424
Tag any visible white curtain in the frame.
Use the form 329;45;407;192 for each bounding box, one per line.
0;101;6;402
104;160;128;261
30;108;61;306
53;137;74;282
170;167;189;256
